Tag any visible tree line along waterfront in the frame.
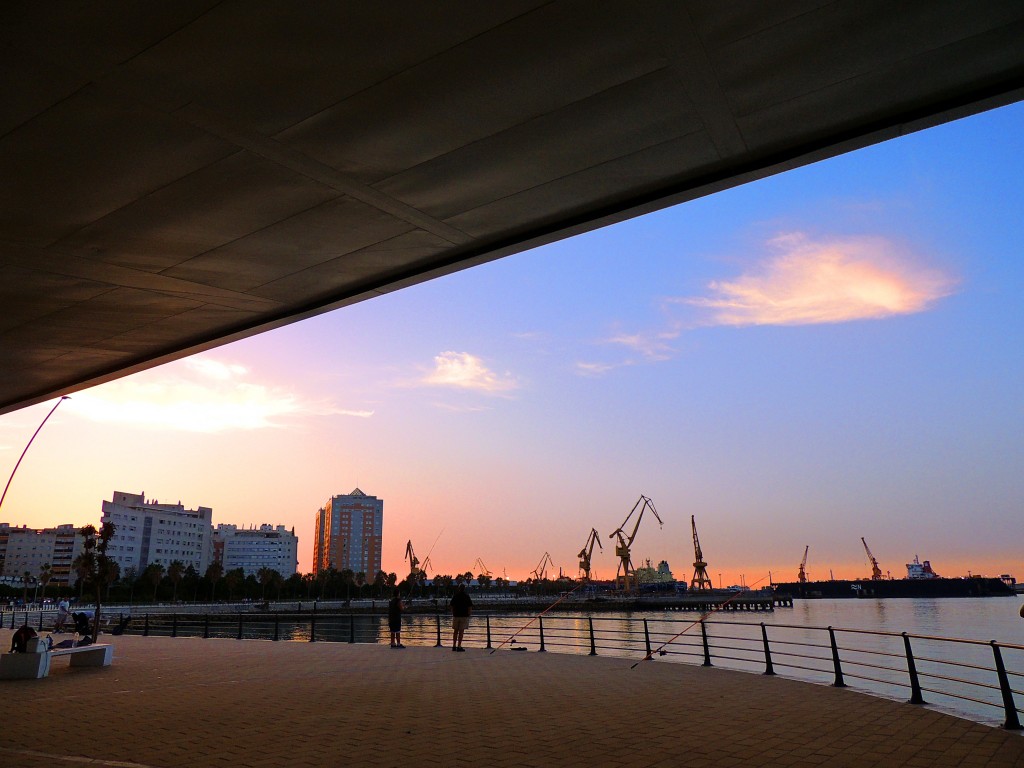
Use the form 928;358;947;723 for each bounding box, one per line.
2;551;568;609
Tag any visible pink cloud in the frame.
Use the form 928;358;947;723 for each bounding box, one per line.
681;233;956;326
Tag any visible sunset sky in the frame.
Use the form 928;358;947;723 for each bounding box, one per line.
1;102;1021;586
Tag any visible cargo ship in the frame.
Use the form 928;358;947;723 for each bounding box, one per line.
773;556;1015;599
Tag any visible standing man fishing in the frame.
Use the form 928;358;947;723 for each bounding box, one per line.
451;583;472;651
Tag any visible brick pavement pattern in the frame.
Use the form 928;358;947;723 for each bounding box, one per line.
0;632;1021;767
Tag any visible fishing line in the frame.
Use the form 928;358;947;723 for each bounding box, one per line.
489;580;587;654
629;573;770;669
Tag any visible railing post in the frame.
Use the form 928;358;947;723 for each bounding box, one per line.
310;611;316;642
435;613;442;647
203;614;210;639
538;617;546;652
828;627;845;687
588;617;597;656
144;614;149;637
643;618;652;656
761;623;775;675
486;615;492;649
172;613;178;638
902;633;925;705
700;620;712;667
991;641;1023;730
349;614;355;644
237;613;243;641
274;613;280;642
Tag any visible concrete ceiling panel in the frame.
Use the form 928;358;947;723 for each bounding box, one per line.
1;1;1022;413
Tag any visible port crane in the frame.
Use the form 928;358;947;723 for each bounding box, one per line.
577;528;603;581
404;540;421;580
531;552;554;581
473;557;492;577
797;545;809;583
420;556;432;577
861;537;883;580
610;495;663;592
690;515;713;590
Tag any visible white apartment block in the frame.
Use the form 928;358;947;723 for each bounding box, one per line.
101;491;212;574
0;523;83;587
213;524;298;577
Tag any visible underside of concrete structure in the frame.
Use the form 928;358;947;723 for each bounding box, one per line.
3;2;1023;414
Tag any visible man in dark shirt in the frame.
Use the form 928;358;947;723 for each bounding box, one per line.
450;583;473;651
388;590;406;648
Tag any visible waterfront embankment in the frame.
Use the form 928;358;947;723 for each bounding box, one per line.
2;630;1022;768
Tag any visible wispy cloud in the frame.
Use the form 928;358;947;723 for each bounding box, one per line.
68;357;372;433
421;352;518;393
574;360;626;377
679;232;956;326
605;329;678;361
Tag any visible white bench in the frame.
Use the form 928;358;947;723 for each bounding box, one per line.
0;642;113;680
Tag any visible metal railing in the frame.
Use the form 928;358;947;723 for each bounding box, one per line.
7;608;1022;730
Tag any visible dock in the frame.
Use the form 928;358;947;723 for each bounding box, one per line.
1;629;1021;767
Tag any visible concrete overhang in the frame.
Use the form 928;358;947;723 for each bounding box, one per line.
3;2;1023;414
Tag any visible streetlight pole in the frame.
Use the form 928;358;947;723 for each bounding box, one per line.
0;396;69;512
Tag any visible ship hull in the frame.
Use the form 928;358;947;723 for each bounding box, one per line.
773;577;1013;599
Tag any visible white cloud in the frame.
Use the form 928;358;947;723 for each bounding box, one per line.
679;232;956;326
574;361;624;377
68;356;372;433
605;329;678;361
422;352;518;393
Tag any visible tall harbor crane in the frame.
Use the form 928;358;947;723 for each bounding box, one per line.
405;540;420;579
798;546;809;583
531;552;554;581
610;495;663;592
473;557;492;577
420;556;432;576
690;515;713;590
577;528;603;581
861;537;883;580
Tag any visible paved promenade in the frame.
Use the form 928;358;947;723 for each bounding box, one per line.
1;631;1022;767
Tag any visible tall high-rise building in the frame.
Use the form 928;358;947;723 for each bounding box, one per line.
212;524;298;577
313;488;383;577
101;491;213;575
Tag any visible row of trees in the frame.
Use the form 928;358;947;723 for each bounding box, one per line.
3;544;575;612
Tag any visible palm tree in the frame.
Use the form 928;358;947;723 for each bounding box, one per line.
224;568;243;602
39;563;52;601
72;554;89;598
21;570;32;604
205;561;224;601
144;562;165;601
340;568;355;603
77;523;117;637
257;567;278;601
104;560;120;600
123;566;138;604
167;560;186;602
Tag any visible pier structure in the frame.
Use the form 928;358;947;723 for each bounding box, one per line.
1;629;1021;767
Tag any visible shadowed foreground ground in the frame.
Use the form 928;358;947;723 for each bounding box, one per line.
0;632;1021;767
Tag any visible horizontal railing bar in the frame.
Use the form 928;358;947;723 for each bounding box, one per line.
916;670;1004;692
919;686;1004;708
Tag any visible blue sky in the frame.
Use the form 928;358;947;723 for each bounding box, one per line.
2;101;1021;584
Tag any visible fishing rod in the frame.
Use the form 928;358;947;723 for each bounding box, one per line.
489;579;588;654
0;396;69;512
629;573;770;669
